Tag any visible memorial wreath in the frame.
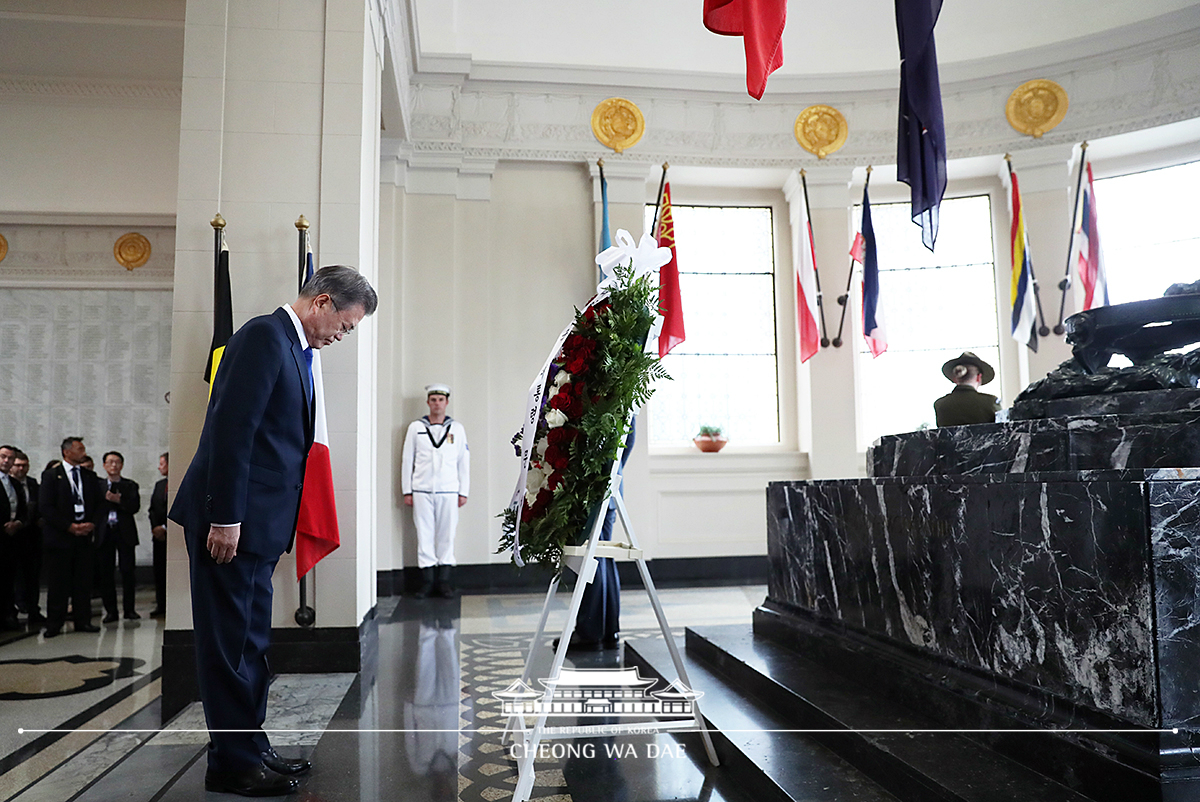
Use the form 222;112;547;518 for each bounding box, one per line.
500;231;672;569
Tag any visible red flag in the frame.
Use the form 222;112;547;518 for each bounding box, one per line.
795;197;820;363
703;0;787;100
656;182;686;358
295;244;340;579
849;232;866;265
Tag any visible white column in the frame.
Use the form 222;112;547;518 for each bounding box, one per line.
167;0;383;633
786;166;860;479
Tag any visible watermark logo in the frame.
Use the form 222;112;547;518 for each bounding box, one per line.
493;666;701;719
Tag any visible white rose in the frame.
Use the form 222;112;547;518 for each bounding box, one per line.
554;371;572;387
545;408;568;428
546;384;560;401
525;464;547;501
534;436;549;461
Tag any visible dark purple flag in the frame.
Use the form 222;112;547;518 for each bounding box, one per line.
895;0;946;252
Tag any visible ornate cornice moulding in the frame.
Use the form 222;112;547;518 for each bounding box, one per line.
398;28;1200;171
0;75;182;107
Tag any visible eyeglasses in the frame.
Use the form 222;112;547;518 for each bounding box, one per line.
328;298;357;336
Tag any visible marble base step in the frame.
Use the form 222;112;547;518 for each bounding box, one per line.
625;634;902;802
628;625;1106;802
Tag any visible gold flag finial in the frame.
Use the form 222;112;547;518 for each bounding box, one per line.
295;215;310;231
662;161;669;171
865;165;873;175
211;213;226;230
1004;153;1013;164
597;158;605;168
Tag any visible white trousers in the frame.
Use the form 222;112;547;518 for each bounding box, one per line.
413;492;458;568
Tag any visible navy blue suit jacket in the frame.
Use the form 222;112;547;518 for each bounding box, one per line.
169;307;314;558
39;463;104;550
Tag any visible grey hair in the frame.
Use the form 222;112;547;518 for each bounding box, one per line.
299;265;378;316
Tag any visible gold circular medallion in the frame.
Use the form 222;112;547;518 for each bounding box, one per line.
0;233;7;264
792;105;849;160
591;98;645;154
1006;79;1068;138
113;232;151;270
794;105;849;159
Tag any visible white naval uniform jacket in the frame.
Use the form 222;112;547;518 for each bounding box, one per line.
401;416;470;496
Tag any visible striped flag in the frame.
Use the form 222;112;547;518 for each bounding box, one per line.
1009;170;1039;351
794;190;821;363
656;182;686;357
1071;161;1110;311
854;185;887;357
295;237;340;579
203;231;232;396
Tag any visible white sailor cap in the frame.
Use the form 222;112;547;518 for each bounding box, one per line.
425;383;451;397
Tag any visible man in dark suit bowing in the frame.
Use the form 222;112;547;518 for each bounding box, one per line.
95;451;141;623
40;436;103;636
170;265;377;797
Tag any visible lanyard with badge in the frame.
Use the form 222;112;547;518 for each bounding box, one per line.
67;465;85;519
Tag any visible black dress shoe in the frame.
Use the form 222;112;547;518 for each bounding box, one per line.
601;636;620;650
125;610;141;620
43;626;62;638
261;748;311;776
205;764;298;796
75;623;101;633
149;608;164;618
102;613;118;624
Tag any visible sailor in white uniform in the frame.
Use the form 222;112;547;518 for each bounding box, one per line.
402;384;469;597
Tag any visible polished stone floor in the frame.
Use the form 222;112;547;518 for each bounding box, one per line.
0;584;766;802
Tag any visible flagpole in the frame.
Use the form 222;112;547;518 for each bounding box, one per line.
211;213;225;272
800;169;831;348
296;215;310;293
832;166;871;348
294;214;316;629
1053;141;1088;335
650;162;668;236
1005;155;1051;337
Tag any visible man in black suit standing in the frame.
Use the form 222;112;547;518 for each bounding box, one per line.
95;451;141;623
148;452;168;618
170;265;376;797
0;444;27;630
41;436;102;637
11;450;43;628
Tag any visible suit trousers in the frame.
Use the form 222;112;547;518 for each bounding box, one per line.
412;492;458;568
45;536;95;627
574;501;620;643
186;529;278;772
152;537;166;611
0;533;16;621
96;528;137;616
14;527;43;617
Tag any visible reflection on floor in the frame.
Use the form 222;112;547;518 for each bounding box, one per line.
1;585;766;802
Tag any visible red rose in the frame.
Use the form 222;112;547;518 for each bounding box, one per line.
532;487;553;515
547;427;576;446
566;396;584;418
548;392;570;410
521;502;534;523
544;444;569;471
547;471;562;490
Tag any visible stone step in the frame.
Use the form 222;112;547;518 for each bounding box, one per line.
625;634;902;802
627;625;1097;802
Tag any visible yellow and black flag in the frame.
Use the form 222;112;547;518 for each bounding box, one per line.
204;231;232;394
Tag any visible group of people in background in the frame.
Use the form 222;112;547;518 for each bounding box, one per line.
0;436;168;636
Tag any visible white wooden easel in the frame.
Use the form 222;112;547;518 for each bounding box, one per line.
504;430;719;802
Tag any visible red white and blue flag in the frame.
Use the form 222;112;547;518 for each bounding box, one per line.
295;238;340;579
1071;161;1110;311
794;190;821;363
853;185;886;358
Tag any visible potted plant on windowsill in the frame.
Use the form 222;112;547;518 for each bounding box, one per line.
693;425;728;453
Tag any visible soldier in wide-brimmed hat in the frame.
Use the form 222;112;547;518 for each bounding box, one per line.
934;352;1001;427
